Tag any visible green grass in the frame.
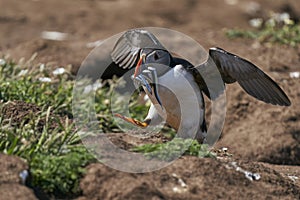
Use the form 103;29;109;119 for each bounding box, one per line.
0;59;95;198
0;59;73;116
226;17;300;46
131;138;216;161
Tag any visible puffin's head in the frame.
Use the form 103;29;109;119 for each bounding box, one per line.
134;49;171;77
132;48;169;111
114;49;170;129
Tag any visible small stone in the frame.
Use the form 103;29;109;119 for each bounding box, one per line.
289;72;300;79
249;18;263;28
38;77;52;82
53;67;65;75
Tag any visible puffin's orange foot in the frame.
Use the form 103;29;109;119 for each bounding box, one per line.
114;113;149;128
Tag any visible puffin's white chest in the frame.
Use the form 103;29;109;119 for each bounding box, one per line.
154;65;205;138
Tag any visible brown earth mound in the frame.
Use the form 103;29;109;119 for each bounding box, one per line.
0;154;37;200
77;157;300;200
1;100;69;132
1;101;41;126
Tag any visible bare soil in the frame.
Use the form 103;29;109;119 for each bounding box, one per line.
0;0;299;199
0;154;37;200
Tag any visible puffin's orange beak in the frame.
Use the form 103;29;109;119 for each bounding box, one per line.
134;54;146;78
114;113;149;128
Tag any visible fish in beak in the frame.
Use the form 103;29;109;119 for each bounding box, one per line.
132;53;163;107
114;54;163;128
139;67;163;107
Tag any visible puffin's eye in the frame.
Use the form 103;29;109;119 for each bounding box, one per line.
154;52;159;60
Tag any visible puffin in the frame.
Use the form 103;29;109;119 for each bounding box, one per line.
107;29;291;142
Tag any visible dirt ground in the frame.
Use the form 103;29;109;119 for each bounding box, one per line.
0;153;37;200
0;0;299;199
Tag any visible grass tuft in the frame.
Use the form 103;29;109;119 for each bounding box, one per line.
226;15;300;46
131;138;216;161
0;58;95;198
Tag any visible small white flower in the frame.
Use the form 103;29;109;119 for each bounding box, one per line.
275;12;290;23
249;18;263;28
0;59;5;65
18;69;28;76
53;67;65;75
83;81;103;93
144;94;149;101
289;72;300;79
104;99;110;105
39;64;45;72
93;81;102;90
39;77;52;82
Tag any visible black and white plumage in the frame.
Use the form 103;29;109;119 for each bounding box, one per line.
109;29;291;141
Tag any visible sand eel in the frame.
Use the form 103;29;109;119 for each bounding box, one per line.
111;29;291;141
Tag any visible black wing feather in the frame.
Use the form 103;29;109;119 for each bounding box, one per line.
111;29;166;69
208;47;291;106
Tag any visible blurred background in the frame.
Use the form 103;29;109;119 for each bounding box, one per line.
0;0;299;72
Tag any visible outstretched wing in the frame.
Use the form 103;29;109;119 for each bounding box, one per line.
111;29;166;69
196;47;291;106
